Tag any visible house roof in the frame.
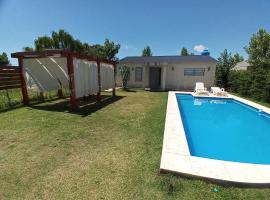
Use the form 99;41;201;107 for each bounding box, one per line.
119;55;217;64
232;61;250;70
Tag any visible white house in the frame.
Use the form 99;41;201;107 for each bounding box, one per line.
116;55;217;90
232;60;250;71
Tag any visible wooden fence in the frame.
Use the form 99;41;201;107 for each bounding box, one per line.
0;66;29;108
0;66;22;90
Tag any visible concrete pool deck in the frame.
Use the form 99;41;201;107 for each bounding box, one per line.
160;91;270;186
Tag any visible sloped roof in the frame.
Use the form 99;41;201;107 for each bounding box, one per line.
119;55;217;64
232;61;250;70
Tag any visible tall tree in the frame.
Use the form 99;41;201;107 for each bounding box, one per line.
180;47;189;56
102;39;121;61
245;29;270;68
232;53;244;65
34;36;54;50
23;47;34;52
215;49;243;88
142;46;152;56
25;29;120;60
0;52;10;66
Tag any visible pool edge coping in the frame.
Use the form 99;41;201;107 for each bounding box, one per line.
160;91;270;186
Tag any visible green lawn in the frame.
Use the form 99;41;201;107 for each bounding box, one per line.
0;89;270;199
230;92;270;108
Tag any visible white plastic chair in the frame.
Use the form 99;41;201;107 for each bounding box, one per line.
211;87;227;96
194;82;209;95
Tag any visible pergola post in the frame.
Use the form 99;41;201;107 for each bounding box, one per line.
57;89;64;98
67;54;77;108
112;63;116;97
97;60;101;102
18;56;29;105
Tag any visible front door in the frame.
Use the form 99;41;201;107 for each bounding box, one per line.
149;67;161;89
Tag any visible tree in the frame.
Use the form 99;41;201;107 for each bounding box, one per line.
24;29;120;61
102;39;121;61
0;52;9;66
245;29;270;68
232;53;244;65
119;65;130;89
51;29;75;50
227;28;270;103
35;36;54;50
142;46;152;56
215;49;243;88
180;47;189;56
23;47;34;52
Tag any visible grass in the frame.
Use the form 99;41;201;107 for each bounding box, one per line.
230;92;270;108
0;88;70;111
0;89;270;199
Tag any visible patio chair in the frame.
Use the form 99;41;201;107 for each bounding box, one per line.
194;82;209;95
211;87;227;96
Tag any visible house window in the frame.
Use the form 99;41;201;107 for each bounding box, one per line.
184;68;205;76
135;67;143;82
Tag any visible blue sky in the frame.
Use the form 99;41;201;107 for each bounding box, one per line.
0;0;270;64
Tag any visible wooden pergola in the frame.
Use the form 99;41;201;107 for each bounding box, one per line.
11;50;118;108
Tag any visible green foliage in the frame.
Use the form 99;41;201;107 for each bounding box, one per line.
0;52;10;66
228;68;270;102
142;46;152;56
215;49;244;88
23;47;34;52
119;65;130;89
227;29;270;103
228;70;252;96
245;29;270;68
35;36;55;50
103;39;121;60
180;47;189;56
233;53;244;64
25;29;120;61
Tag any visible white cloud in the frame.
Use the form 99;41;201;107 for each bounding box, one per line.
123;44;130;50
194;45;208;53
122;44;137;51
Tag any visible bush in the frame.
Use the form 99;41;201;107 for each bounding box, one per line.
228;67;270;102
119;65;130;89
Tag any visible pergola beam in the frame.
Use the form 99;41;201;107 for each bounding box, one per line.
11;50;117;65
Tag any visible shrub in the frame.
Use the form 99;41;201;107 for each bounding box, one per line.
119;65;130;89
228;67;270;102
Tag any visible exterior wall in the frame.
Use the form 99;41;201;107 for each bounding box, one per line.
116;64;147;88
116;61;216;90
164;61;216;90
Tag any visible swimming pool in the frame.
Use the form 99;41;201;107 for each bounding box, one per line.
177;94;270;164
160;91;270;185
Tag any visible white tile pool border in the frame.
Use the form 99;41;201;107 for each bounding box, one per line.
160;91;270;186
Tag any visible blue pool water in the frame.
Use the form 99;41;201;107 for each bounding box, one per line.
176;94;270;164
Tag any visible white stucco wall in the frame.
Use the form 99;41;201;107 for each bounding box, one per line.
116;60;216;90
116;65;147;88
164;61;216;90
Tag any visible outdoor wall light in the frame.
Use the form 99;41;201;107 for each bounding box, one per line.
172;66;174;71
208;66;211;71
